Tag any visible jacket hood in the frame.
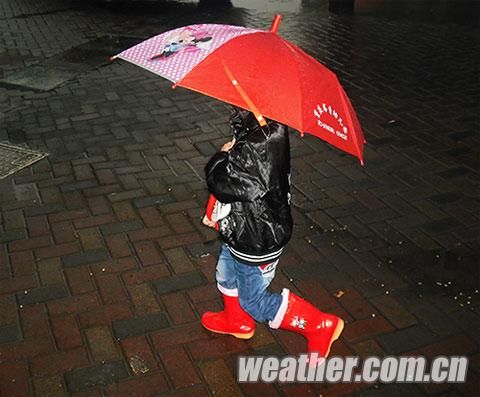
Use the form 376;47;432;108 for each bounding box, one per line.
229;106;263;140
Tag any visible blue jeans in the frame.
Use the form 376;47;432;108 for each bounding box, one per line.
216;243;283;323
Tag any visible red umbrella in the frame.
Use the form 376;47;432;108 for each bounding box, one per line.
112;15;365;164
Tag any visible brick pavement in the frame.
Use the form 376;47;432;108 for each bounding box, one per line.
0;0;479;395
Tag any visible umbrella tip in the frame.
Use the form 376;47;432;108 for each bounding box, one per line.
270;14;282;33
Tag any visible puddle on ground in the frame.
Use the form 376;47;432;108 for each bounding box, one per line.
378;247;479;305
0;36;142;91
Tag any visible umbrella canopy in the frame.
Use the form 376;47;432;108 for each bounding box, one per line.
113;16;365;164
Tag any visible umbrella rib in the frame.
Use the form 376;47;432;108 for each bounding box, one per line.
279;39;305;133
337;83;364;165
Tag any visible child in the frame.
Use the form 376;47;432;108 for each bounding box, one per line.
202;106;343;361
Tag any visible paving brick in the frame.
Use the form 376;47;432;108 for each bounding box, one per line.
188;284;221;303
104;371;169;396
77;228;104;251
312;380;372;397
35;242;81;260
108;189;146;203
64;266;95;294
51;314;83;350
153;272;207;295
73;164;94;180
47;292;100;316
105;234;131;258
158;232;204;250
86;196;110;215
0;324;21;343
74;214;116;229
19;303;50;338
408;300;459;337
0;334;54;361
357;383;426;397
10;250;35;276
60;180;98;192
133;194;175;208
112;201;138;222
337;288;378;320
128;225;171;242
419;334;478;358
0;361;30;397
3;210;25;231
85;326;120;362
112;312;170;339
48;209;90;223
370;294;418;329
8;235;52;252
99;220;144;236
24;204;65;217
121;335;159;375
36;257;64;286
84;184;122;198
160;346;201;388
189;336;249;360
377;325;437;354
186;240;221;258
26;216;50;237
138;206;164;228
127;283;161;315
62;249;109;268
79;302;133;328
0;274;37;294
421;218;463;234
17;283;69;305
96;273;128;304
0;295;17;327
151;323;210;350
0;229;27;243
162;385;210;397
281;384;316;397
65;361;129;393
198;359;243;397
162;292;196;324
91;257;138;275
166;212;195;234
165;247;195;274
295;279;351;320
133;240;163;266
33;375;66;397
122;263;171;285
32;348;89;377
343;315;395;343
351;339;387;360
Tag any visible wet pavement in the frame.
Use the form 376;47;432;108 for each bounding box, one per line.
0;0;479;395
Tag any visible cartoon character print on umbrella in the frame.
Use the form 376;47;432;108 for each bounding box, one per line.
151;27;213;60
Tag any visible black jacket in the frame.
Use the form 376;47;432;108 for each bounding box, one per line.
205;108;293;265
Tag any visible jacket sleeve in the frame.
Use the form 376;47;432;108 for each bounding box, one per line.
205;146;267;203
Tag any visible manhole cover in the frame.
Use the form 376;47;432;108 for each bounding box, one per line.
0;142;48;180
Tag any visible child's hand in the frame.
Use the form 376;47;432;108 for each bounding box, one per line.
221;138;235;152
202;215;216;228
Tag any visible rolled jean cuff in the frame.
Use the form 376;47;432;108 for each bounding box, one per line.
217;283;238;297
269;288;290;329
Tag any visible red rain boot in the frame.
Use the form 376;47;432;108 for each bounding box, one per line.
201;294;255;339
272;289;344;361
